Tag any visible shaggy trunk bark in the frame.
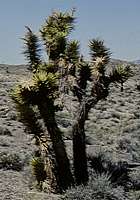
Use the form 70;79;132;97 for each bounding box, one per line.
15;103;56;191
39;137;58;192
38;101;74;192
73;120;88;185
72;75;110;185
72;97;98;185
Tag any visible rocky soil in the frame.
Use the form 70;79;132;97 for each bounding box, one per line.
0;61;140;199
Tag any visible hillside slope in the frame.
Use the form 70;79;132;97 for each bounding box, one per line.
0;62;139;199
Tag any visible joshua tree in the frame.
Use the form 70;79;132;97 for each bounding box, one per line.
12;16;75;191
11;10;133;191
110;64;132;92
71;40;133;184
71;39;111;185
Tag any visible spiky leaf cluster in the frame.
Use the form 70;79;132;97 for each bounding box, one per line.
65;40;80;63
32;71;59;98
88;39;111;86
31;156;47;187
78;61;91;90
110;64;133;84
89;39;111;65
22;26;41;72
40;10;75;61
11;71;58;105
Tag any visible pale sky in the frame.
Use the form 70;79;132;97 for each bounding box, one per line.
0;0;140;64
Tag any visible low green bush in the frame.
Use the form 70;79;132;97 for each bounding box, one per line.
62;174;128;200
0;152;23;171
128;190;140;200
88;152;131;188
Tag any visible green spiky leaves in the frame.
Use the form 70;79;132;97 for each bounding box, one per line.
110;64;133;84
22;26;41;72
41;10;75;39
109;64;133;91
11;71;59;105
11;80;36;105
65;40;80;63
89;39;111;81
89;39;111;65
31;156;46;188
40;10;75;61
32;71;59;99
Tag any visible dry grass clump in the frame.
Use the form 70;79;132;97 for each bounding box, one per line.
0;152;23;171
62;174;127;200
0;125;12;136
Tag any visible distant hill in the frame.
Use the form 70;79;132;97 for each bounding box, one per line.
133;60;140;64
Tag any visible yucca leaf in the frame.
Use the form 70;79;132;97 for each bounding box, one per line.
22;26;41;72
89;39;111;65
31;156;46;186
65;40;80;63
110;64;133;83
40;10;75;61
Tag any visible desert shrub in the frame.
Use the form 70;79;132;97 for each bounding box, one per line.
0;126;12;136
6;111;17;120
130;168;140;183
129;169;140;190
128;190;140;200
117;137;131;151
0;152;23;171
123;123;140;134
88;152;131;188
62;174;127;200
117;137;140;161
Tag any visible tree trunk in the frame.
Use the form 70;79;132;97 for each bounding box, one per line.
16;103;57;192
38;101;74;192
39;137;58;192
73;121;88;185
72;97;98;185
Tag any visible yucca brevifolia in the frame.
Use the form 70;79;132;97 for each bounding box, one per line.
40;11;78;190
39;11;133;187
71;39;133;185
71;39;128;185
12;10;132;190
110;64;132;92
12;13;74;191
